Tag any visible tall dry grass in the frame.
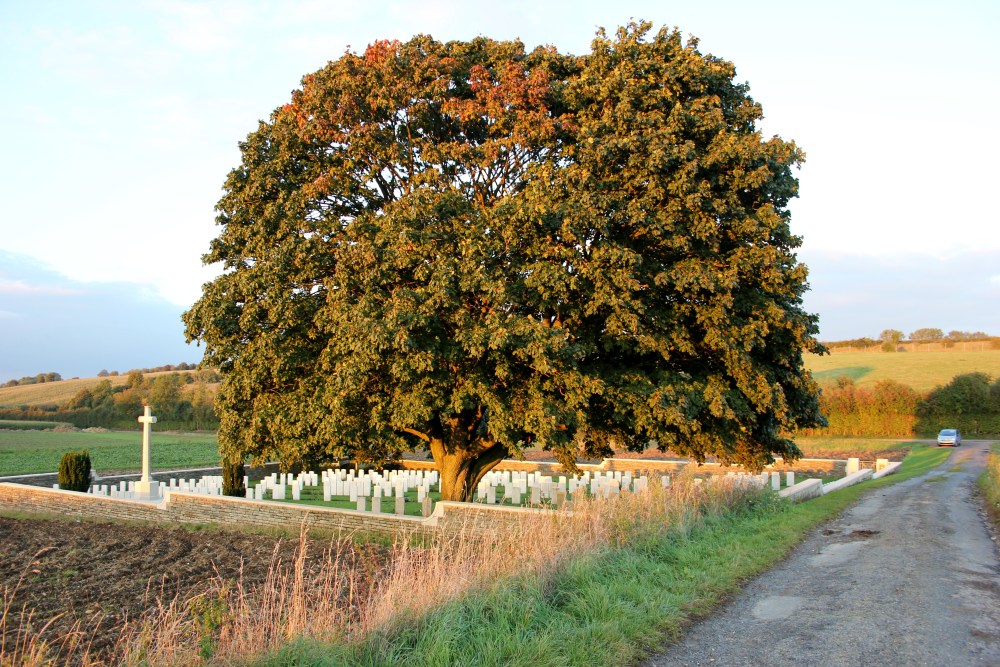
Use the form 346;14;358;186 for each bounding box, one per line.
4;474;763;666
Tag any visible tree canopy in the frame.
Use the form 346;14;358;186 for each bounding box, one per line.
184;22;826;501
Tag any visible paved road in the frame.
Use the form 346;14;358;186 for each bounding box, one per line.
646;443;1000;667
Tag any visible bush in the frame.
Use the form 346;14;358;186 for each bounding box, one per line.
58;450;92;492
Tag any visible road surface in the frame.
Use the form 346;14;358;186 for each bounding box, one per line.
646;443;1000;667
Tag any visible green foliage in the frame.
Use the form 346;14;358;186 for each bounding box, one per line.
801;371;1000;438
189;587;231;659
185;22;825;499
919;372;998;416
915;372;1000;437
58;449;91;492
878;329;904;345
909;327;944;342
979;445;1000;531
2;372;62;388
0;371;218;431
801;377;919;437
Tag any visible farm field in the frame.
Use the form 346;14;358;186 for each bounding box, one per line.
0;430;219;476
0;370;203;407
794;437;914;461
804;349;1000;391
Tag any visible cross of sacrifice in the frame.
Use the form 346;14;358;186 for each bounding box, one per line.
136;405;158;498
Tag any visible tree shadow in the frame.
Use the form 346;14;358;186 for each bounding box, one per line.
812;366;874;385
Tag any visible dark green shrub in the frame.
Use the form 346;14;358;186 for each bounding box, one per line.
58;450;92;492
221;459;245;496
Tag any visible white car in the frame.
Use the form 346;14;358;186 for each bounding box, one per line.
936;429;962;447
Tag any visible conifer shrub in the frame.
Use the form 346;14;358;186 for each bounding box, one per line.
58;449;92;492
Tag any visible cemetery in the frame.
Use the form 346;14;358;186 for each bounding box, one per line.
0;406;917;665
0;406;903;541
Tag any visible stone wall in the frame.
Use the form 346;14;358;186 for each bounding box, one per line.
0;483;550;539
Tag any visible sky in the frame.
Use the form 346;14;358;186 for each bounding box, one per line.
1;0;998;381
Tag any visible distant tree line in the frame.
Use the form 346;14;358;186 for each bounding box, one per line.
4;362;201;387
824;329;996;352
0;369;220;430
96;361;199;377
3;372;63;388
799;372;1000;438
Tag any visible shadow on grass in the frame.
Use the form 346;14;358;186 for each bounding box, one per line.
812;366;874;384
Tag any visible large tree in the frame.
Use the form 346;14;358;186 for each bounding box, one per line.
184;23;826;501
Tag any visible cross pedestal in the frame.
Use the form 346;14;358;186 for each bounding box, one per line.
135;405;158;500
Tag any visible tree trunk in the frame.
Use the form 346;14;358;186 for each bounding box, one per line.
430;437;508;502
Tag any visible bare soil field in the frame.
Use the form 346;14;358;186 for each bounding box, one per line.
0;516;388;663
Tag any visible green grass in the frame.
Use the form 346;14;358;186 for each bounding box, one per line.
804;349;1000;391
0;420;65;430
252;444;951;667
275;485;442;517
979;444;1000;531
0;430;219;475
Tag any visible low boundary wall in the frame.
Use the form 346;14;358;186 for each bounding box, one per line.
0;483;551;539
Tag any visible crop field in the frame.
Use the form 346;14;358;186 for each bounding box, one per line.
0;370;202;407
0;430;219;476
0;420;64;430
804;349;1000;391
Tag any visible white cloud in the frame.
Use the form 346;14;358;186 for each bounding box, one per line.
0;280;82;297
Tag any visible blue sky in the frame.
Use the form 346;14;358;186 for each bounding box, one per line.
1;0;998;381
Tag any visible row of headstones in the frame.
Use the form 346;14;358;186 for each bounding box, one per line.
73;476;224;500
65;467;799;506
247;468;440;505
474;469;792;506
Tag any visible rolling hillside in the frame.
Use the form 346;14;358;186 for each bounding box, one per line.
0;370;206;407
804;349;1000;392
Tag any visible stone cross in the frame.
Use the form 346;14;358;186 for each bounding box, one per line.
135;406;158;499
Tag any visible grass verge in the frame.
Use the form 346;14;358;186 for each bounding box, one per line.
979;444;1000;531
251;445;950;667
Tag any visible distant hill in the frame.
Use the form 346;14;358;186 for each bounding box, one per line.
0;370;206;407
804;349;1000;392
